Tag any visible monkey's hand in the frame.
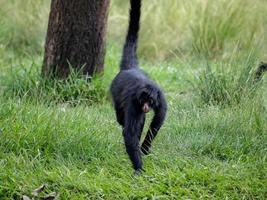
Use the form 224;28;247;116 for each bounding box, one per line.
141;144;151;155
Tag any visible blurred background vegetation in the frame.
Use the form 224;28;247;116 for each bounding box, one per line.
1;0;266;61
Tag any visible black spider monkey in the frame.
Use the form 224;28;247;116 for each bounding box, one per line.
110;0;167;173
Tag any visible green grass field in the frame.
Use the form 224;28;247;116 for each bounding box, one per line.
0;0;267;199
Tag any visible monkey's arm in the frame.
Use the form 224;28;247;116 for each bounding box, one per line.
123;104;144;171
141;93;167;155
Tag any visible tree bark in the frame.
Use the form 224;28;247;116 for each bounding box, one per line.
42;0;110;78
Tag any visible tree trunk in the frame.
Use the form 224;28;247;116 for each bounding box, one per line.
42;0;110;78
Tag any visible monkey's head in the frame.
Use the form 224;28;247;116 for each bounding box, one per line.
137;85;159;113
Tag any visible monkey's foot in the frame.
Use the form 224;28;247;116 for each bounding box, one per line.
133;168;145;176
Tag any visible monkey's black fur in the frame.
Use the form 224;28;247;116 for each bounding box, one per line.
110;0;167;172
254;62;267;82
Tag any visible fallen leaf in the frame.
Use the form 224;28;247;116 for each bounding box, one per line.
32;184;46;196
41;192;58;200
22;195;31;200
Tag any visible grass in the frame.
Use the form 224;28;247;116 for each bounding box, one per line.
0;47;266;199
2;64;106;105
0;0;267;199
1;0;267;60
109;0;267;60
194;51;260;105
190;0;262;58
0;0;49;54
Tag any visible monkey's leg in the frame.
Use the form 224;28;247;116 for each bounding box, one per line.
123;105;144;171
123;130;142;171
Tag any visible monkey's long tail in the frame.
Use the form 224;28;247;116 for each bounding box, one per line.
120;0;141;70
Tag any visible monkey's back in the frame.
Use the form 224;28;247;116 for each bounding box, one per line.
110;68;152;105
